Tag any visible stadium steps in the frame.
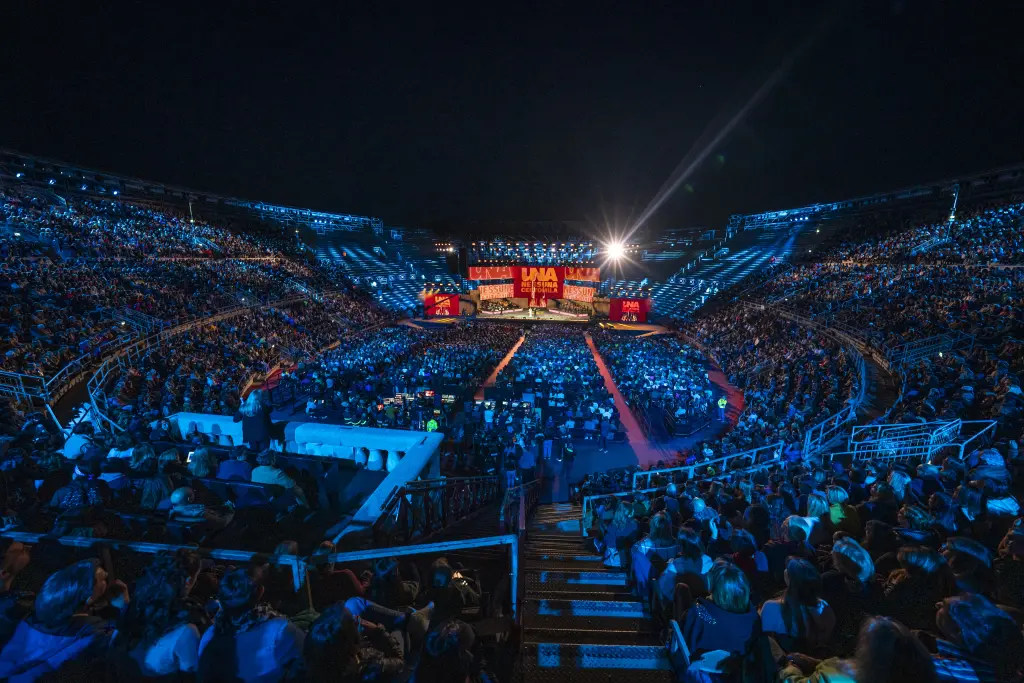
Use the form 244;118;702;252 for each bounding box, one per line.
521;504;672;683
859;355;902;422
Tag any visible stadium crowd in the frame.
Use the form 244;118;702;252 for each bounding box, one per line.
587;436;1024;682
682;307;860;463
0;176;1023;682
592;330;713;437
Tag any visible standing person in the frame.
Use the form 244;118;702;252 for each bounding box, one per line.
717;396;728;422
519;442;536;484
599;418;612;453
561;438;575;482
233;390;274;452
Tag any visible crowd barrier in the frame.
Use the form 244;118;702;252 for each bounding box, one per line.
631;442;783;490
881;331;975;371
831;419;998;465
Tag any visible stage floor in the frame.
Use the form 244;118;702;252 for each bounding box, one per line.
478;309;589;322
413;310;589;324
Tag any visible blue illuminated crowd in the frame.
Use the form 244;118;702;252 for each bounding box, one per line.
0;181;1021;682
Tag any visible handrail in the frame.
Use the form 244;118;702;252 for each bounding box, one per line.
311;535;521;621
371;476;501;547
802;401;859;456
835;419;997;464
581;487;664;538
631;442;783;489
667;619;692;671
941;420;998;460
0;531;307;591
87;294;309;433
409;475;499;487
500;479;540;536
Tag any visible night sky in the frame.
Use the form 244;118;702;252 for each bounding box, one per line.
2;1;1022;232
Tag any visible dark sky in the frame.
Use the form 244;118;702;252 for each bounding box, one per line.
2;1;1022;232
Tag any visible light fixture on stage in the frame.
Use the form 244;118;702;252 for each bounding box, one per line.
605;241;626;260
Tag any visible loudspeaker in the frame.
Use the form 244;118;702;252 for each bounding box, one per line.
446;251;459;274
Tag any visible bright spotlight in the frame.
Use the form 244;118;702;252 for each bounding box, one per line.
606;242;625;260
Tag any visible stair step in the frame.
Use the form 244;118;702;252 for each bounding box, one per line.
526;552;602;562
523;628;663;646
526;570;628;590
524;598;653;631
524;558;608;571
532;513;582;523
529;532;585;542
526;541;591;553
529;520;582;533
529;589;638;602
523;643;672;678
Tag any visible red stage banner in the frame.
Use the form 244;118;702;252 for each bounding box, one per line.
609;298;652;323
424;293;459;317
468;266;515;281
565;266;601;282
513;266;564;304
478;283;515;300
563;283;595;303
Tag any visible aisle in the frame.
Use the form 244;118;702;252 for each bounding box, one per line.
707;365;744;426
583;332;664;468
474;335;525;400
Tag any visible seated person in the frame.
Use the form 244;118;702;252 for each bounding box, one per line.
168;487;234;531
251;450;308;506
759;557;836;652
48;462;111;512
217;446;253;481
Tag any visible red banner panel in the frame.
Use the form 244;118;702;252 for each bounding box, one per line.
513;266;564;305
468;266;515;281
609;298;652;323
565;266;601;282
478;283;515;300
424;293;459;317
563;283;595;303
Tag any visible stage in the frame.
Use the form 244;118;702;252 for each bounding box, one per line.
477;308;589;322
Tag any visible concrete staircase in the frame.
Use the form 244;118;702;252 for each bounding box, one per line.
519;503;672;683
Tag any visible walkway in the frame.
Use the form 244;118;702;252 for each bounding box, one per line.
583;332;664;467
474;335;525;400
708;366;745;427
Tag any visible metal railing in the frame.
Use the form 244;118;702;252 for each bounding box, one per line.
372;476;501;547
631;442;783;489
942;420;998;460
0;328;135;406
803;402;859;456
668;619;692;672
499;480;540;536
882;331;975;370
311;535;521;622
0;531;306;591
839;419;997;464
581;487;663;538
87;295;308;433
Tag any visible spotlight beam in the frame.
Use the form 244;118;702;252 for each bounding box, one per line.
626;10;839;240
